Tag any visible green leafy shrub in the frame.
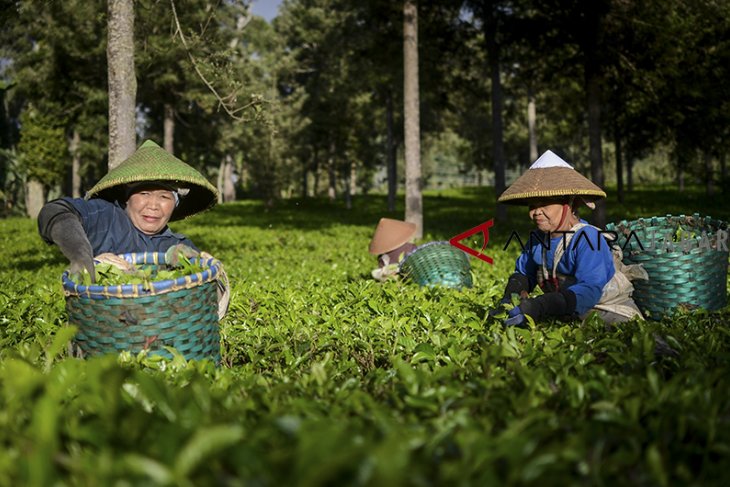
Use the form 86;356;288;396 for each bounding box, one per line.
1;189;729;486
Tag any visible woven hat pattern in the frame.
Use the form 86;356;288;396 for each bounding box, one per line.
498;150;606;205
85;140;219;221
369;218;418;255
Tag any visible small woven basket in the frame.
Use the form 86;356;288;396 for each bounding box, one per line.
399;241;472;289
63;252;222;362
605;214;729;319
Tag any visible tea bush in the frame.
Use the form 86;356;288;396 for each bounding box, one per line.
0;187;728;485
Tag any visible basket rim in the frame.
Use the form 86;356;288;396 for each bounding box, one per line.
606;214;729;256
62;251;221;298
606;213;728;232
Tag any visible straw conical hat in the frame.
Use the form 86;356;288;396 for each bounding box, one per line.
497;150;606;206
85;140;219;221
369;218;417;255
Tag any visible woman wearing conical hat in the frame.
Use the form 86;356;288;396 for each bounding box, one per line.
37;140;218;282
368;218;418;281
494;150;646;326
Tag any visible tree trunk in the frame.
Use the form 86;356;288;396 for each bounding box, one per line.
312;148;320;196
327;142;336;201
485;8;507;223
386;89;397;212
344;159;354;210
584;6;606;227
301;160;308;198
704;151;714;196
587;73;605;227
627;153;634;192
614;122;624;204
26;179;45;219
224;158;236;202
349;159;356;199
217;158;224;204
164;103;175;153
678;160;685;192
720;152;727;183
107;0;137;170
240;160;248;194
403;0;423;239
70;129;82;198
527;86;538;162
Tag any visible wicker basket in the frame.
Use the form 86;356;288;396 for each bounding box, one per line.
63;252;222;362
399;241;472;289
605;214;729;319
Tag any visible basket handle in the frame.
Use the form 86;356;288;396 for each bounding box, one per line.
202;252;230;319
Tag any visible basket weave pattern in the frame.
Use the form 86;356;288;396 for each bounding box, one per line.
63;252;221;362
399;241;472;289
606;214;729;319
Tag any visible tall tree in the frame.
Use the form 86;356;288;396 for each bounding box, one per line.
2;0;108;214
462;0;516;222
403;0;422;238
107;0;137;168
483;2;507;222
582;1;608;227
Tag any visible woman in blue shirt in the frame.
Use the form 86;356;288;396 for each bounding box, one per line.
495;150;644;326
38;140;218;282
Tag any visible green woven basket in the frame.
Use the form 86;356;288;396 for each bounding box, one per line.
62;252;221;363
606;214;729;319
399;241;472;289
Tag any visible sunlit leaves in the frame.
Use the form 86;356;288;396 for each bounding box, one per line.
1;191;730;484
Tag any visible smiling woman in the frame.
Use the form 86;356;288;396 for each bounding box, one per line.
124;186;178;235
36;140;219;282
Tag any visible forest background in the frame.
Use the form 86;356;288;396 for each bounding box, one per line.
0;0;728;226
1;2;730;483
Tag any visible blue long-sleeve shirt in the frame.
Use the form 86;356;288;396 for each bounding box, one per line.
514;221;614;315
63;197;197;255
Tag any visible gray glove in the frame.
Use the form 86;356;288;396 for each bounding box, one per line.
39;201;95;282
50;213;95;281
164;244;199;267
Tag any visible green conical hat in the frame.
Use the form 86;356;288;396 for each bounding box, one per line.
85;140;219;221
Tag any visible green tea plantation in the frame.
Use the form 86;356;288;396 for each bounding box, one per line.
1;187;729;486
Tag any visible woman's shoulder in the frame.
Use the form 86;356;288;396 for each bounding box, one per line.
570;221;613;254
63;196;116;210
572;220;605;239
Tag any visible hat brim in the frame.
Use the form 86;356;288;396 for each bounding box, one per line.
369;218;417;255
497;167;606;205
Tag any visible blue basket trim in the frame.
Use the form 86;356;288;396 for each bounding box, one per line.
63;251;222;298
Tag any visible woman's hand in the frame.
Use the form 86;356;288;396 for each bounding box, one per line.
504;306;526;327
164;244;199;266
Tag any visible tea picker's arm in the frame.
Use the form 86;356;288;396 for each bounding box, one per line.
503;290;577;327
38;199;96;282
488;272;531;319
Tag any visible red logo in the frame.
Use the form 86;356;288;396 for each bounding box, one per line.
449;219;494;264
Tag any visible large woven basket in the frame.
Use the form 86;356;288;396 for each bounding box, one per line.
605;214;729;319
62;252;222;362
399;241;472;289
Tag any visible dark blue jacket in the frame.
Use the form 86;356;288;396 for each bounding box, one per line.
61;197;196;255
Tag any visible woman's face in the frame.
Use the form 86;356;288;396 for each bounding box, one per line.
125;187;176;235
528;199;569;233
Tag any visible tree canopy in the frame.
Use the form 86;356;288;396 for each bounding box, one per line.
1;0;727;216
